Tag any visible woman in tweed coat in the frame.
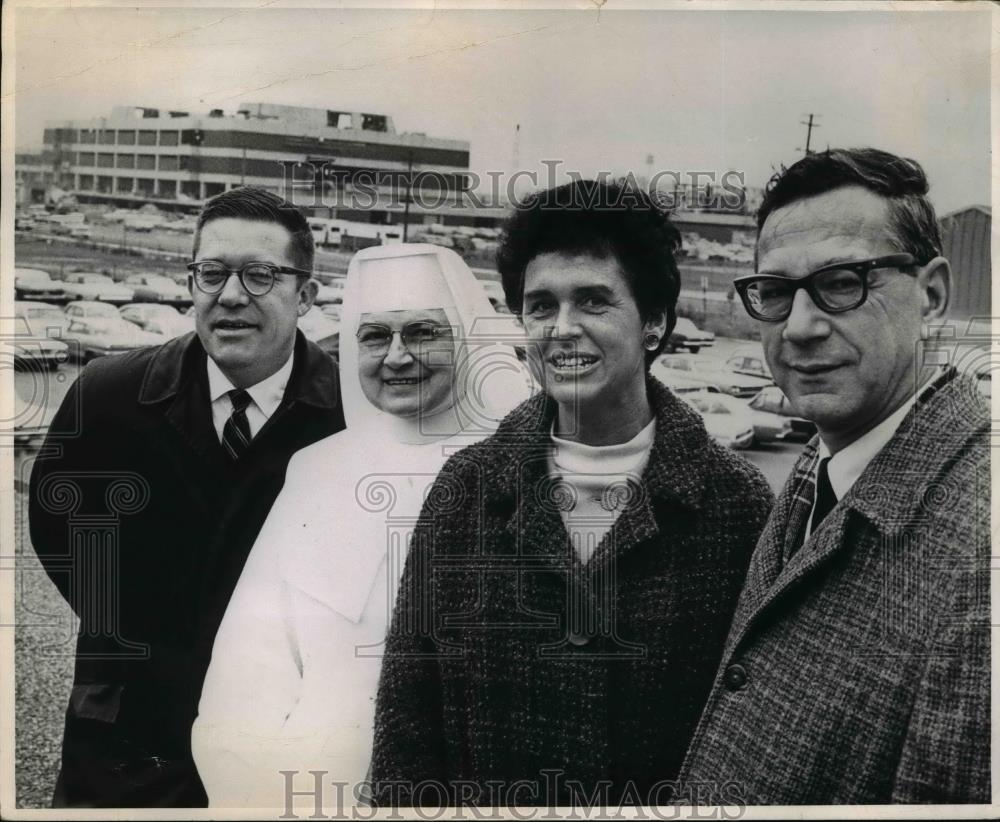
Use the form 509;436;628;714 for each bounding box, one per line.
371;179;773;807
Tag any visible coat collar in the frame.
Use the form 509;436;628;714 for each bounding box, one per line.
490;376;712;512
723;368;988;659
138;331;339;410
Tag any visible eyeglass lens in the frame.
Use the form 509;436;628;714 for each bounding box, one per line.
195;263;276;295
357;322;451;353
746;268;865;318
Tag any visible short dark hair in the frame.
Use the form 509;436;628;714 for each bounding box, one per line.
496;178;682;362
193;186;315;271
756;148;942;265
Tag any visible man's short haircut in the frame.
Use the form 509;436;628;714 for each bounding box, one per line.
756;148;942;265
193;186;315;271
496;178;682;362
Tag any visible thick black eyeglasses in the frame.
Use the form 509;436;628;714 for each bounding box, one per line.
356;322;454;356
187;260;311;297
733;253;919;322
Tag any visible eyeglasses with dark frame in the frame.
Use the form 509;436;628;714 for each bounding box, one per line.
733;253;919;322
187;260;312;297
355;321;455;357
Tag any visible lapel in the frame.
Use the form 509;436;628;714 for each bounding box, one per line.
137;334;231;513
723;369;988;659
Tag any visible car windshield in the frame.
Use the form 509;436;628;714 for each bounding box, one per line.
689;397;730;415
26;307;63;319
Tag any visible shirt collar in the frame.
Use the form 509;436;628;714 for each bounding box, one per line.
817;378;928;501
206;351;295;417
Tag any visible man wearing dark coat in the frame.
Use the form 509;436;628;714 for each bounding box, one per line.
678;148;990;804
28;187;346;807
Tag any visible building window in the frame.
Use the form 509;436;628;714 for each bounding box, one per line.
100;129;116;144
116;177;133;193
136;178;155;195
181;180;200;199
78;152;96;167
79;130;96;144
158;179;177;199
97;153;115;168
137;154;156;171
138;130;157;146
159;130;179;147
158;155;179;172
97;175;113;193
116;154;135;169
203;182;225;198
78;174;94;191
118;130;136;145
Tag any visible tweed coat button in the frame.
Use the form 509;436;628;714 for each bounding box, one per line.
723;663;748;691
567;631;591;647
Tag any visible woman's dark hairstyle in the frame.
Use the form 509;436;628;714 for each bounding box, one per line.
496;178;682;362
756;148;942;265
193;186;315;271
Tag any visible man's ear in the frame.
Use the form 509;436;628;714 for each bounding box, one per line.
298;278;318;315
187;274;195;298
917;256;951;325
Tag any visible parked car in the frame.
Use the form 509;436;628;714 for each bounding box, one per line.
124;273;191;305
725;351;773;382
664;317;715;354
68;224;93;240
320;303;342;321
65;300;120;321
680;391;755;449
314;282;345;305
62;316;164;362
747;385;817;441
15;215;38;231
13;383;55;445
61;273;134;304
119;303;194;339
651;354;772;398
14;268;66;302
6;305;69;370
297;306;340;358
15;301;71;338
686;389;792;445
480;281;510;312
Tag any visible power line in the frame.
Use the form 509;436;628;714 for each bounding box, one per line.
797;113;820;156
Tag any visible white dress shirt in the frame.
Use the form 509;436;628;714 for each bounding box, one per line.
807;388;923;537
206;353;295;443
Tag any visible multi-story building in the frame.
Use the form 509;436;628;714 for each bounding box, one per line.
38;103;476;223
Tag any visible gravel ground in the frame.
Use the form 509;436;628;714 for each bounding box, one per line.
14;449;77;809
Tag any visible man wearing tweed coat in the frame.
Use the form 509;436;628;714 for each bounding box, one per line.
678;148;990;804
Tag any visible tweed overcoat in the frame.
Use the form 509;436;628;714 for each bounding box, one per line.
371;378;773;806
28;331;345;807
677;370;991;804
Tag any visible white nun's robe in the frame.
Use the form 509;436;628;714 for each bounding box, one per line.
192;245;530;809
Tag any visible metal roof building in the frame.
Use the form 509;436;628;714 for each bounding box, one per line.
940;205;991;319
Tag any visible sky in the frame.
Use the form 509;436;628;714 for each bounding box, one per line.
8;3;994;213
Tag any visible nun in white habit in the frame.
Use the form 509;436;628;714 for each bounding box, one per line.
192;244;531;808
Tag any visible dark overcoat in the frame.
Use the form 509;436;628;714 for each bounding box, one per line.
28;331;345;807
677;370;991;804
371;378;773;806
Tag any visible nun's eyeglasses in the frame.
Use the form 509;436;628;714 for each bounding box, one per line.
356;321;454;356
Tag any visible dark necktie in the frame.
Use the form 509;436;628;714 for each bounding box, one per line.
811;457;836;531
221;389;253;461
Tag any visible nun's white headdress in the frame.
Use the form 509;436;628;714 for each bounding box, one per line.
339;242;531;440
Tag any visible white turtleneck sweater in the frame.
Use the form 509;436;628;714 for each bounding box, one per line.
548;418;657;564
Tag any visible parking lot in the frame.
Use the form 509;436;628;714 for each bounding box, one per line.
11;228;805;807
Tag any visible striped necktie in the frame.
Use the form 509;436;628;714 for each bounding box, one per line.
221;389;253;461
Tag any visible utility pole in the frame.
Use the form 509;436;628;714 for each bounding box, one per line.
403;149;413;242
799;114;820;156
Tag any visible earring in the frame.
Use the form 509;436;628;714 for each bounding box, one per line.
643;333;660;351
